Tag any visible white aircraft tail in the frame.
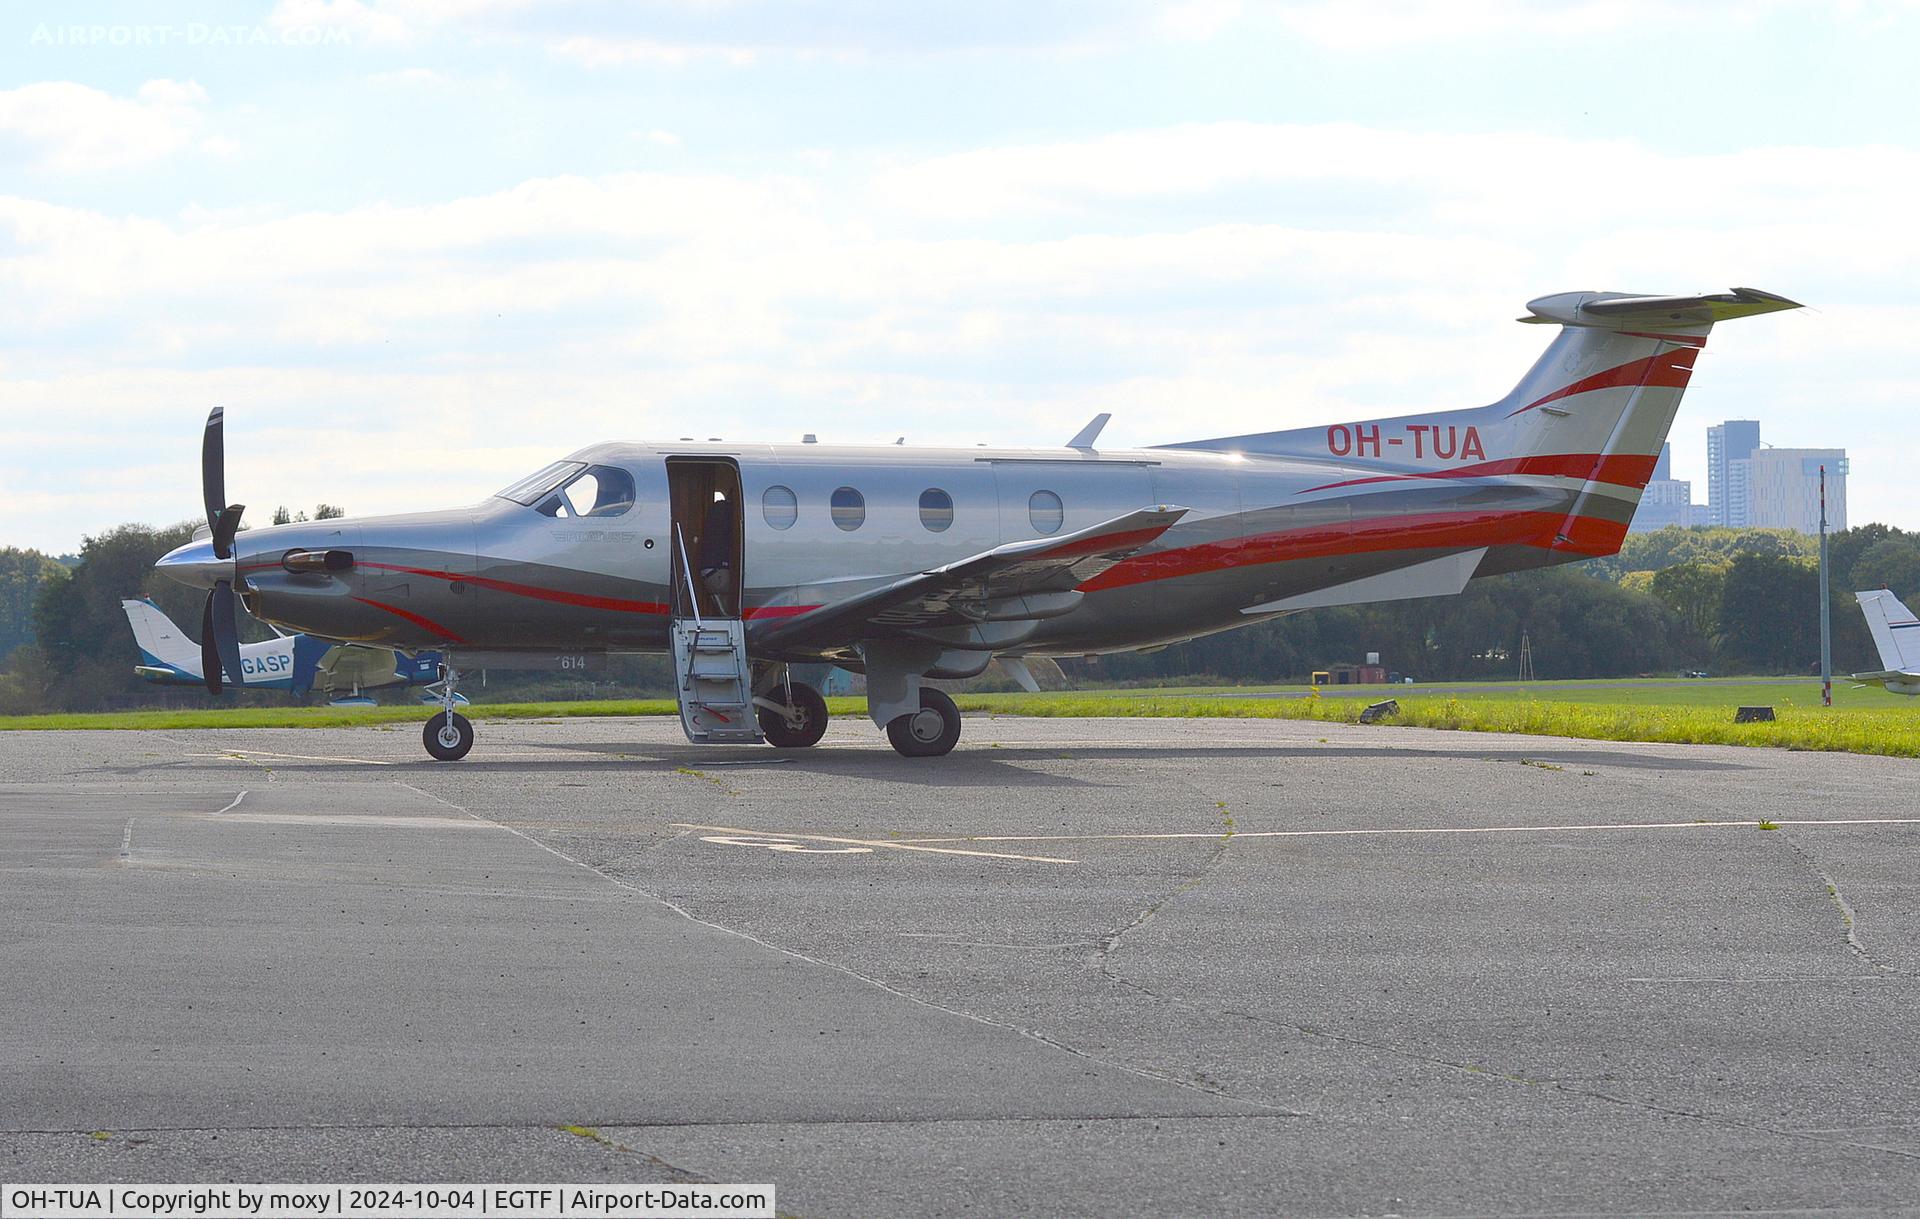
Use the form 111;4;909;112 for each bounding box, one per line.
1855;589;1920;674
1167;287;1800;555
121;598;202;675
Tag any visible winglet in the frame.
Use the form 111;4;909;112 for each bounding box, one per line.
1067;413;1111;449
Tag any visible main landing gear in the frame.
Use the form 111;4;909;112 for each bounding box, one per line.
423;663;474;761
885;688;961;758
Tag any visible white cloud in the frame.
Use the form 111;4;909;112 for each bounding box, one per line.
548;36;756;68
367;66;449;87
1;120;1914;549
0;79;210;172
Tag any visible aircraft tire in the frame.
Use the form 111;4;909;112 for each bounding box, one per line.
760;682;829;749
424;710;474;761
885;687;961;757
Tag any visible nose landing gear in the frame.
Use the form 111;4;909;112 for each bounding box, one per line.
422;663;474;761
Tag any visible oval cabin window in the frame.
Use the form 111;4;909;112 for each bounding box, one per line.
762;485;798;530
830;486;866;531
1028;489;1064;535
918;488;954;532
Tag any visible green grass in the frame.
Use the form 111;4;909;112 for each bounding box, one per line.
3;682;1915;759
952;687;1920;759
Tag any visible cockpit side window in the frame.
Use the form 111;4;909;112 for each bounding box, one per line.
533;464;638;519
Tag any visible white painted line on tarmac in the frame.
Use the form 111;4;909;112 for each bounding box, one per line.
213;790;248;815
1626;975;1898;984
200;812;507;829
894;817;1920;845
673;822;1077;864
190;749;396;766
700;834;872;854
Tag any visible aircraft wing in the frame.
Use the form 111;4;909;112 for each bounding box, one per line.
754;506;1188;651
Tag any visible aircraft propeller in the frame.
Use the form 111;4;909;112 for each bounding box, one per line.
198;407;247;695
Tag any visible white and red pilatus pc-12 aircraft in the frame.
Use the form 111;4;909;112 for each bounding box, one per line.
157;287;1800;760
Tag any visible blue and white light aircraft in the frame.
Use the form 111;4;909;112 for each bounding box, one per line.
1853;589;1920;695
122;598;444;704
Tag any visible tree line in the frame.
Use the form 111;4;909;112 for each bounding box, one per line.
4;520;1918;714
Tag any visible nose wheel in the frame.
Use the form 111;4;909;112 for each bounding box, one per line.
758;681;829;749
886;687;961;757
424;710;474;761
422;663;474;761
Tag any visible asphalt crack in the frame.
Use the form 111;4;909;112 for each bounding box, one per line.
1774;831;1913;978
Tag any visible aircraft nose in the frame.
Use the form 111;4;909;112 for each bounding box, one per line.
154;538;234;590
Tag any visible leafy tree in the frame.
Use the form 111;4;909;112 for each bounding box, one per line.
1591;526;1816;580
1716;553;1819;674
1847;536;1920;602
1649;561;1727;646
273;504;347;525
0;548;67;661
30;522;206;711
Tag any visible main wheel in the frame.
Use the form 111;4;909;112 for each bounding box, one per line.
423;710;474;761
885;687;961;757
760;682;829;749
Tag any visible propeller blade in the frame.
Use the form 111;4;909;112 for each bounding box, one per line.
211;503;246;561
200;591;223;695
202;408;226;536
210;580;244;698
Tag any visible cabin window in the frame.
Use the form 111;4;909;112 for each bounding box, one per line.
762;485;798;530
830;486;866;531
918;488;954;532
534;464;636;518
1028;489;1063;534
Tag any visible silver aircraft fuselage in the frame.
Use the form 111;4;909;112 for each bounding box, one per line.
157;438;1604;664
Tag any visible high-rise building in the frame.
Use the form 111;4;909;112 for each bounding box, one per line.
1629;443;1698;533
1746;449;1848;534
1707;420;1761;527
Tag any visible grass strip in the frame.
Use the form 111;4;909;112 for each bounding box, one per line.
4;689;1917;758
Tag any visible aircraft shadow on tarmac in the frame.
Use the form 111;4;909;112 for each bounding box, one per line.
94;739;1754;787
514;739;1755;775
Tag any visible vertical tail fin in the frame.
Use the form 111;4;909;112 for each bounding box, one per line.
1164;287;1799;558
121;598;203;675
1855;589;1920;674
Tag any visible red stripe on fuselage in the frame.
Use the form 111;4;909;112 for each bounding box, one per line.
1508;346;1699;417
1077;509;1627;593
351;596;468;643
358;561;820;620
1299;452;1660;495
360;562;670;615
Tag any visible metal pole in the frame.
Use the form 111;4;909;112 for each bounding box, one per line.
1819;465;1832;707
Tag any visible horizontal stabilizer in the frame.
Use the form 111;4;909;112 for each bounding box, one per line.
1521;287;1802;328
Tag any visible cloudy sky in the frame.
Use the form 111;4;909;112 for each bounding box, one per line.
3;0;1915;553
